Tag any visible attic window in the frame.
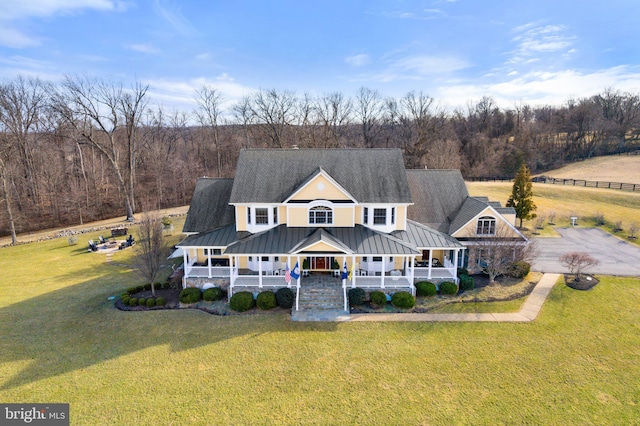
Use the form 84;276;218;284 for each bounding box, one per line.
309;206;333;224
476;216;496;235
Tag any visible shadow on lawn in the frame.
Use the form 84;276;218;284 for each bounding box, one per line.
0;264;339;391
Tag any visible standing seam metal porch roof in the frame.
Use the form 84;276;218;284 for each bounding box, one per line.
223;225;421;255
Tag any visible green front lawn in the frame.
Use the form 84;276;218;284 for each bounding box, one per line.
1;233;639;424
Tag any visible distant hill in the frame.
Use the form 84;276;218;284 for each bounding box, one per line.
538;155;640;183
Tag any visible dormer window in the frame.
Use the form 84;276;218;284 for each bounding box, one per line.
309;206;333;224
255;208;269;224
373;208;386;225
476;216;496;235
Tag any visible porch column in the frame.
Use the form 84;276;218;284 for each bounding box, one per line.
207;249;212;278
351;255;356;288
296;256;301;288
428;249;433;279
410;257;415;287
182;249;189;278
453;249;459;280
258;257;263;288
380;257;385;288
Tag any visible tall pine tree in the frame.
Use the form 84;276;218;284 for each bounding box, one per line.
506;163;537;228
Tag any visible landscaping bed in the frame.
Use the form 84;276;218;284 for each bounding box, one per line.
564;274;600;290
350;272;542;314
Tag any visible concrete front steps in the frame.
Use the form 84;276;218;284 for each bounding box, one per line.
290;276;350;322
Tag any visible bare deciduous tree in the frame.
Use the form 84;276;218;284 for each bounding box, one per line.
354;87;384;148
472;227;535;284
51;76;148;221
134;211;168;296
559;252;599;281
194;86;224;177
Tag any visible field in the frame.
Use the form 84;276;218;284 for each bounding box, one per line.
1;216;640;424
536;155;640;182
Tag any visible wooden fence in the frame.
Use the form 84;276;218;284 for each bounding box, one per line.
466;176;640;192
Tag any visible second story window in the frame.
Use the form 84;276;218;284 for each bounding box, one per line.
309;206;333;224
255;208;269;224
476;216;496;235
363;207;368;224
273;207;278;224
373;208;386;225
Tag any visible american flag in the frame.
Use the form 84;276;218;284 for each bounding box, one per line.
284;263;291;283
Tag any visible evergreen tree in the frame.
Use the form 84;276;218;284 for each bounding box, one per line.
506;163;537;228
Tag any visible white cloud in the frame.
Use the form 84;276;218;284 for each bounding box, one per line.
437;66;640;109
152;0;195;36
142;73;256;112
345;54;371;67
0;0;129;48
508;23;575;64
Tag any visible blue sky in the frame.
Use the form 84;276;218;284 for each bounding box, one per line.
2;0;640;112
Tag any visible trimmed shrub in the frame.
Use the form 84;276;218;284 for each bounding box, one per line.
136;285;144;293
146;298;156;308
459;275;475;292
509;261;531;279
275;288;295;309
128;298;138;307
348;288;366;306
370;291;387;307
121;296;130;305
203;287;224;302
138;297;147;306
415;281;437;297
457;267;469;277
155;297;166;306
127;286;138;294
179;287;202;304
229;291;255;312
391;291;415;309
121;292;130;298
439;281;458;295
144;283;152;291
256;291;277;310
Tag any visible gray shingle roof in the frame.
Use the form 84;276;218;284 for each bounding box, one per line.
182;178;235;233
223;225;421;255
229;148;412;204
406;169;469;233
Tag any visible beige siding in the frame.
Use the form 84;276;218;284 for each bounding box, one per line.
300;241;344;253
396;205;407;230
289;174;351;201
277;206;286;225
236;206;247;231
288;207;308;227
355;206;362;225
287;205;354;227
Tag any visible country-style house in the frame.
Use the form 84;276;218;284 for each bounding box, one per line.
177;148;526;312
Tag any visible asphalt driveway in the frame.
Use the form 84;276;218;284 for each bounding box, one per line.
532;228;640;276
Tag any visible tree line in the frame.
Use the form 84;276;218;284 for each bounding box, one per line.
1;75;640;242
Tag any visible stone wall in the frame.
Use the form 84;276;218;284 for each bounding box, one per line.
184;277;230;292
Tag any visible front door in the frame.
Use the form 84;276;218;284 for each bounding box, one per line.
312;257;327;270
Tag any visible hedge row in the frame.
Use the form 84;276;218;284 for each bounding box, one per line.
229;288;295;312
348;288;416;309
121;293;166;308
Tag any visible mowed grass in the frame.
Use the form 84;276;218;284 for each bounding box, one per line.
1;226;640;424
535;155;640;182
467;181;640;243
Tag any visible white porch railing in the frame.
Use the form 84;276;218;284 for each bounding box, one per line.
185;266;231;278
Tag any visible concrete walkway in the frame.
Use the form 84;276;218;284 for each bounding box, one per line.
349;273;561;322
